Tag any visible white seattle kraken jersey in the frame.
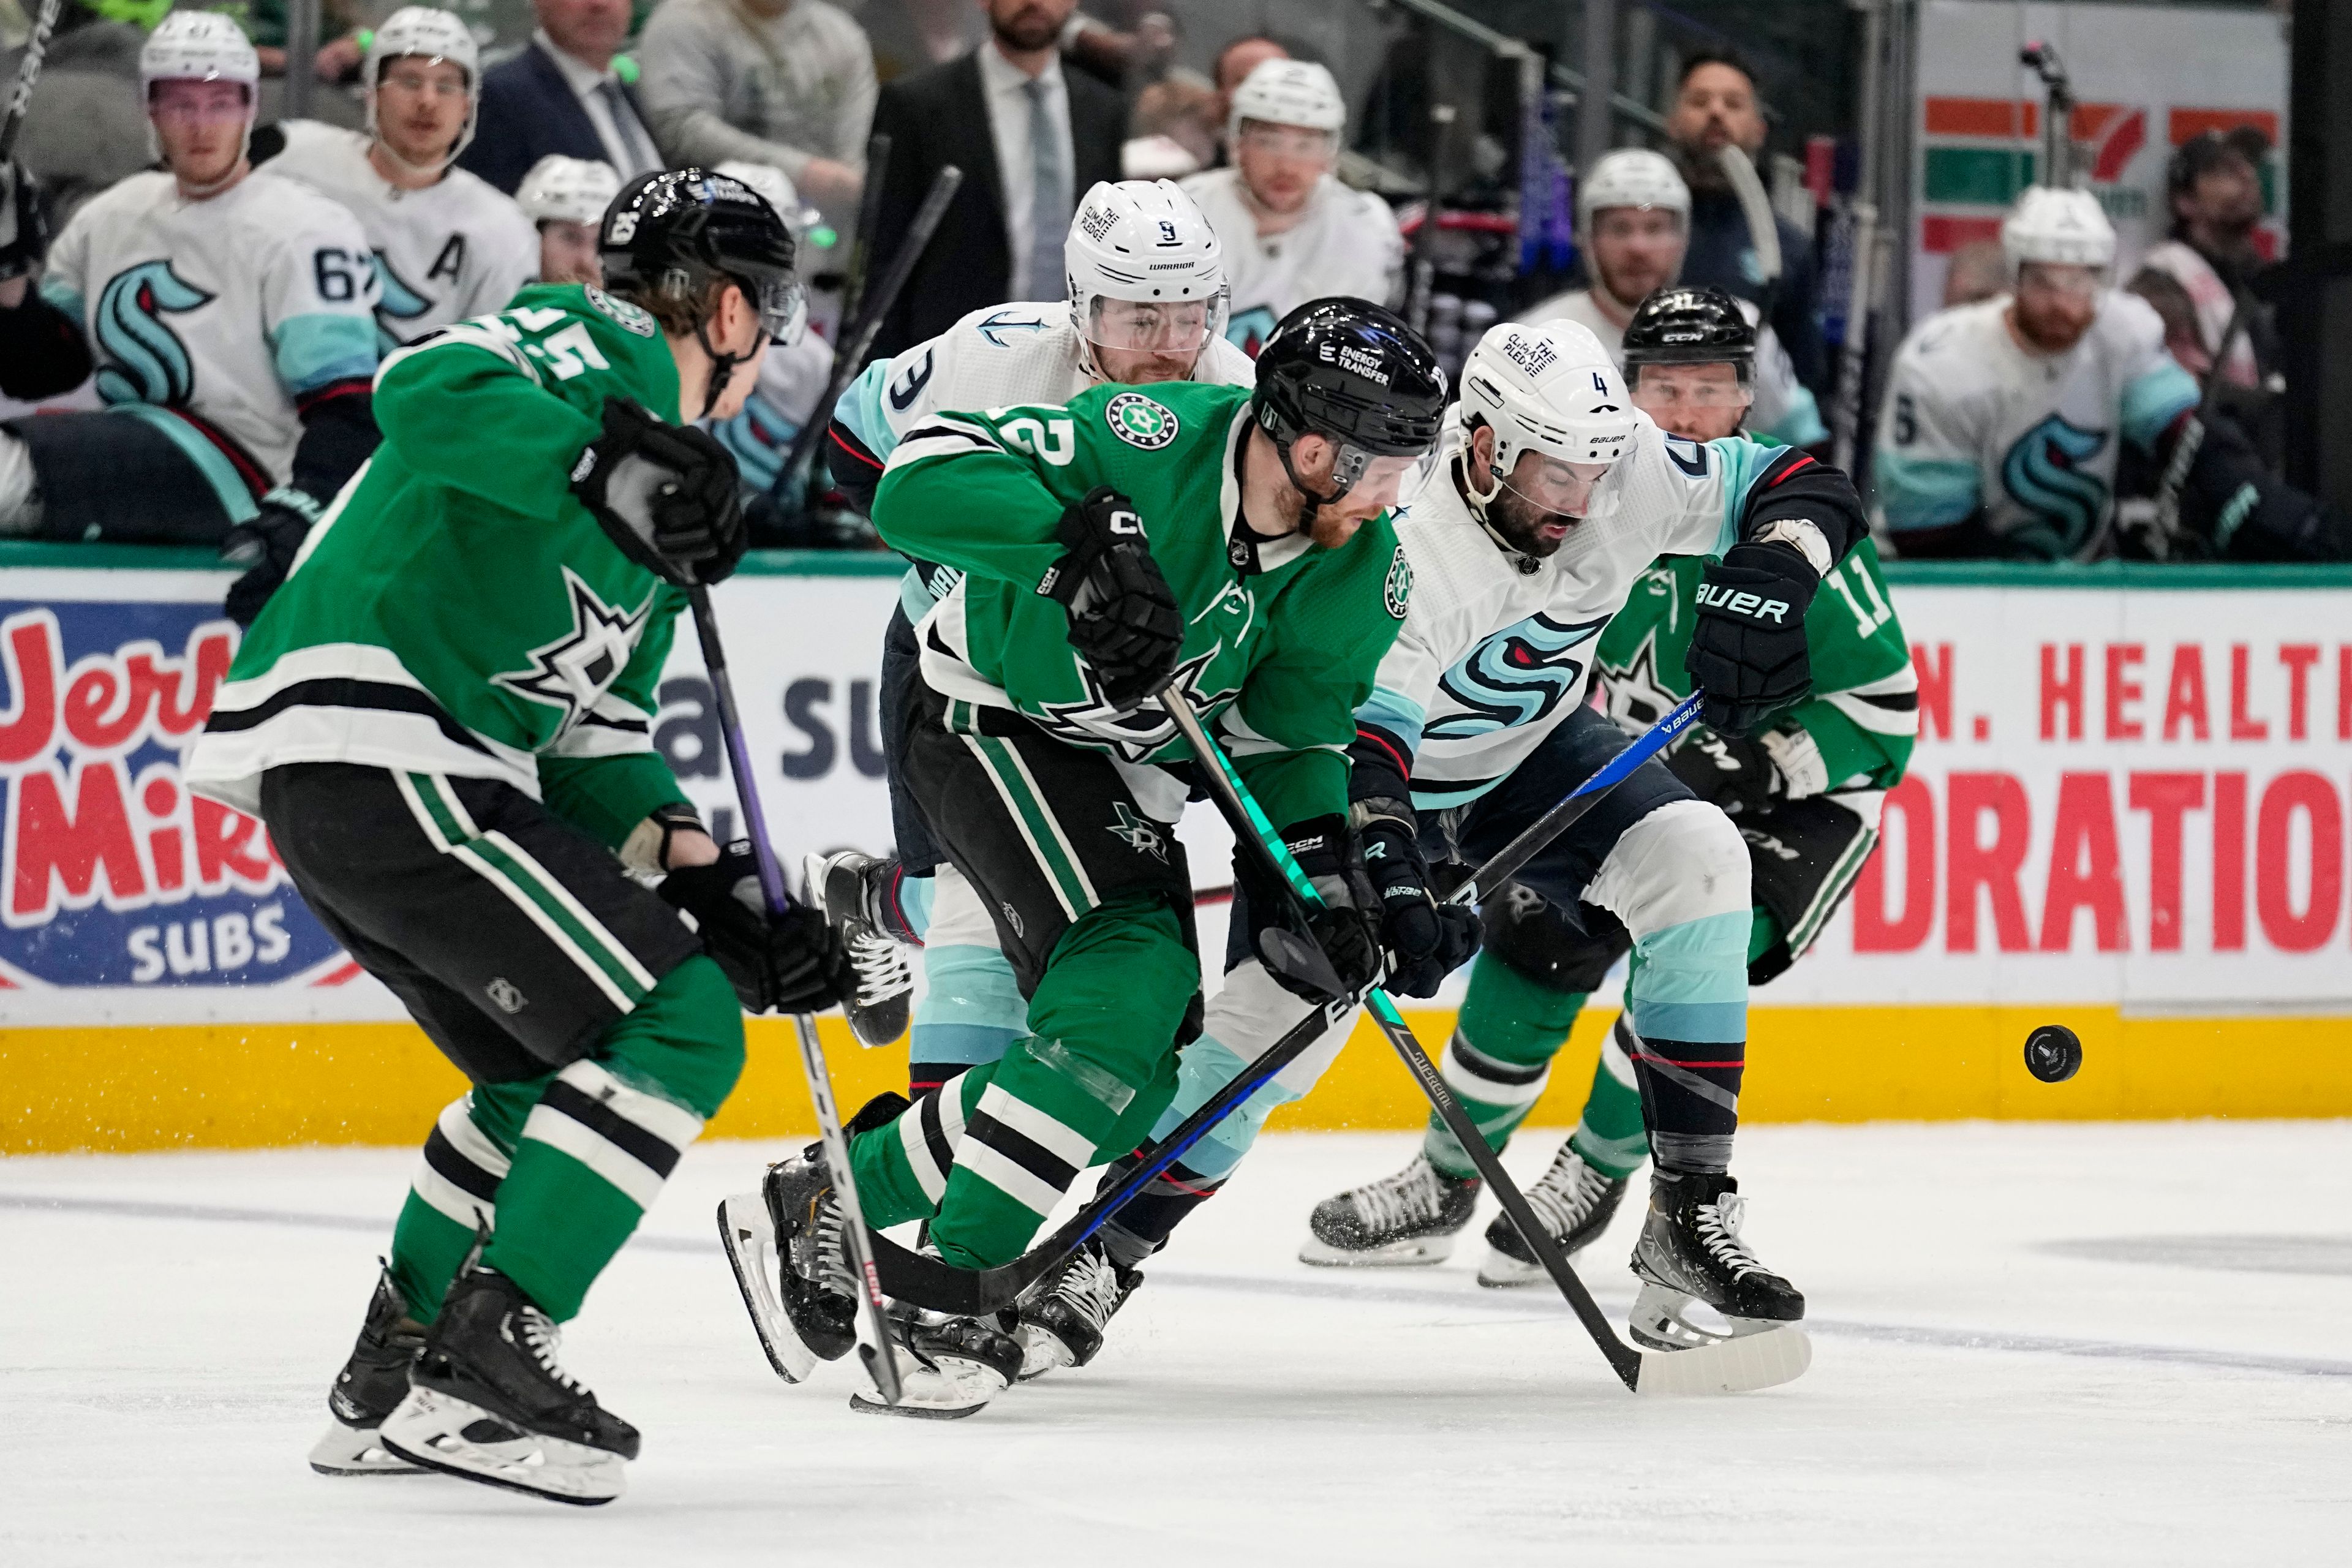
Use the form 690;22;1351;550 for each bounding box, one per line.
270;121;539;350
833;300;1256;617
1178;168;1403;356
1873;290;2199;559
1517;286;1825;449
1363;409;1785;809
40;168;380;492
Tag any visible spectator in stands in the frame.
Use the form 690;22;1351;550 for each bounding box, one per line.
515;154;620;284
1517;148;1822;449
1874;186;2343;563
635;0;875;216
2135;128;2276;394
866;0;1125;358
1942;237;2007;308
0;0;148;227
459;0;664;195
1212;32;1287;134
859;0;988;83
1181;58;1401;356
1664;48;1827;396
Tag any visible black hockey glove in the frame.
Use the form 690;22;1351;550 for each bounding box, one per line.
1353;800;1480;997
571;398;748;587
1684;540;1819;736
658;842;856;1014
1666;726;1783;818
1240;813;1383;1004
0;160;48;283
1038;485;1183;709
219;489;323;627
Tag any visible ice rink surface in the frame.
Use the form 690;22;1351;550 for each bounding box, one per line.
5;1120;2349;1566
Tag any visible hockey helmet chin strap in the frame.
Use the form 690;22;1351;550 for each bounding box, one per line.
1271;422;1370;534
1455;443;1547;575
687;279;768;422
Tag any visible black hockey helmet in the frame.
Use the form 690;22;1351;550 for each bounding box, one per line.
600;168;807;344
1621;285;1755;383
1251;298;1446;521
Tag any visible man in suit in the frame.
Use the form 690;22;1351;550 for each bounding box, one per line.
867;0;1125;358
459;0;665;196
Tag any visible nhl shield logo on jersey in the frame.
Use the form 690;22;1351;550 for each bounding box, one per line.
1383;546;1414;619
1106;392;1179;450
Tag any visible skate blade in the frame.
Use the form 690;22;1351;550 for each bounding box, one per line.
307;1419;427;1476
379;1388;625;1505
718;1193;818;1385
1632;1324;1812;1396
1297;1232;1457;1268
1473;1246;1550;1289
850;1351;1008;1418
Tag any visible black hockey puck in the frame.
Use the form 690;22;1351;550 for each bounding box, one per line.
2023;1024;2083;1084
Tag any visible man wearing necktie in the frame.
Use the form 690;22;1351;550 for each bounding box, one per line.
866;0;1126;358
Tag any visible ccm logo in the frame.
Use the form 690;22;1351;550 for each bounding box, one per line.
1696;584;1791;623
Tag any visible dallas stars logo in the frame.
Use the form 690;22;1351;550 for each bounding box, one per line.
1107;802;1168;862
1032;648;1235;763
493;568;656;734
1106;391;1178;450
1596;625;1683;737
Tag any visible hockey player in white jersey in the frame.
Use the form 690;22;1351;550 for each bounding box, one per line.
0;11;379;612
1025;317;1868;1374
1519;148;1823;449
265;7;538;354
1875;186;2345;562
804;179;1256;1107
516;155;621;285
1180;59;1403;356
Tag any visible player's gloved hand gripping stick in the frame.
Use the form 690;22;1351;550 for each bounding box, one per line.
859;688;1730;1356
1167;688;1811;1397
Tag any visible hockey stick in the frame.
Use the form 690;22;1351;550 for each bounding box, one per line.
1166;693;1809;1397
862;689;1708;1319
0;0;61;165
769;163;963;505
834;132;891;333
685;584;902;1408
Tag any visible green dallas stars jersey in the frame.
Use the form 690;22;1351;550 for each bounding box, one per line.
1594;535;1918;791
189;284;694;851
873;380;1412;834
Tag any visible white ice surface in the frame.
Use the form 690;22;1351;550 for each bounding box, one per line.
4;1121;2350;1565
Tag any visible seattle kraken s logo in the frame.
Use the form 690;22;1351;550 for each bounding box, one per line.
2001;414;2109;552
1428;611;1610;740
371;252;434;352
93;262;214;406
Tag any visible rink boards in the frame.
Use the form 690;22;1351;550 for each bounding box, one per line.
6;549;2352;1151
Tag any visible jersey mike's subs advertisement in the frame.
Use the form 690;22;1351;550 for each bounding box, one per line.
5;561;2348;1145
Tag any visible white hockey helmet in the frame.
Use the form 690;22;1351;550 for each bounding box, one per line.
517;155;622;227
1227;58;1346;145
1576;148;1689;241
140;10;260;97
1459;317;1638;489
712;160;821;237
2003;184;2116;273
1065;178;1229;377
366;7;481;169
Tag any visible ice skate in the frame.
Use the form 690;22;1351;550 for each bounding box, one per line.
803;850;913;1047
1477;1142;1630;1287
309;1265;432;1476
1299;1152;1481;1267
1627;1169;1804;1351
378;1268;639;1506
718;1142;858;1383
1013;1239;1144;1380
850;1301;1024;1419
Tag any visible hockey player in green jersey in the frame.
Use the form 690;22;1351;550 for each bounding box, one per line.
728;300;1458;1416
187;170;853;1505
1311;285;1917;1287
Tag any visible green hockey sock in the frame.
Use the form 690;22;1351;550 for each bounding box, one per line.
1566;1018;1651;1180
1422;950;1588;1179
479;955;745;1322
